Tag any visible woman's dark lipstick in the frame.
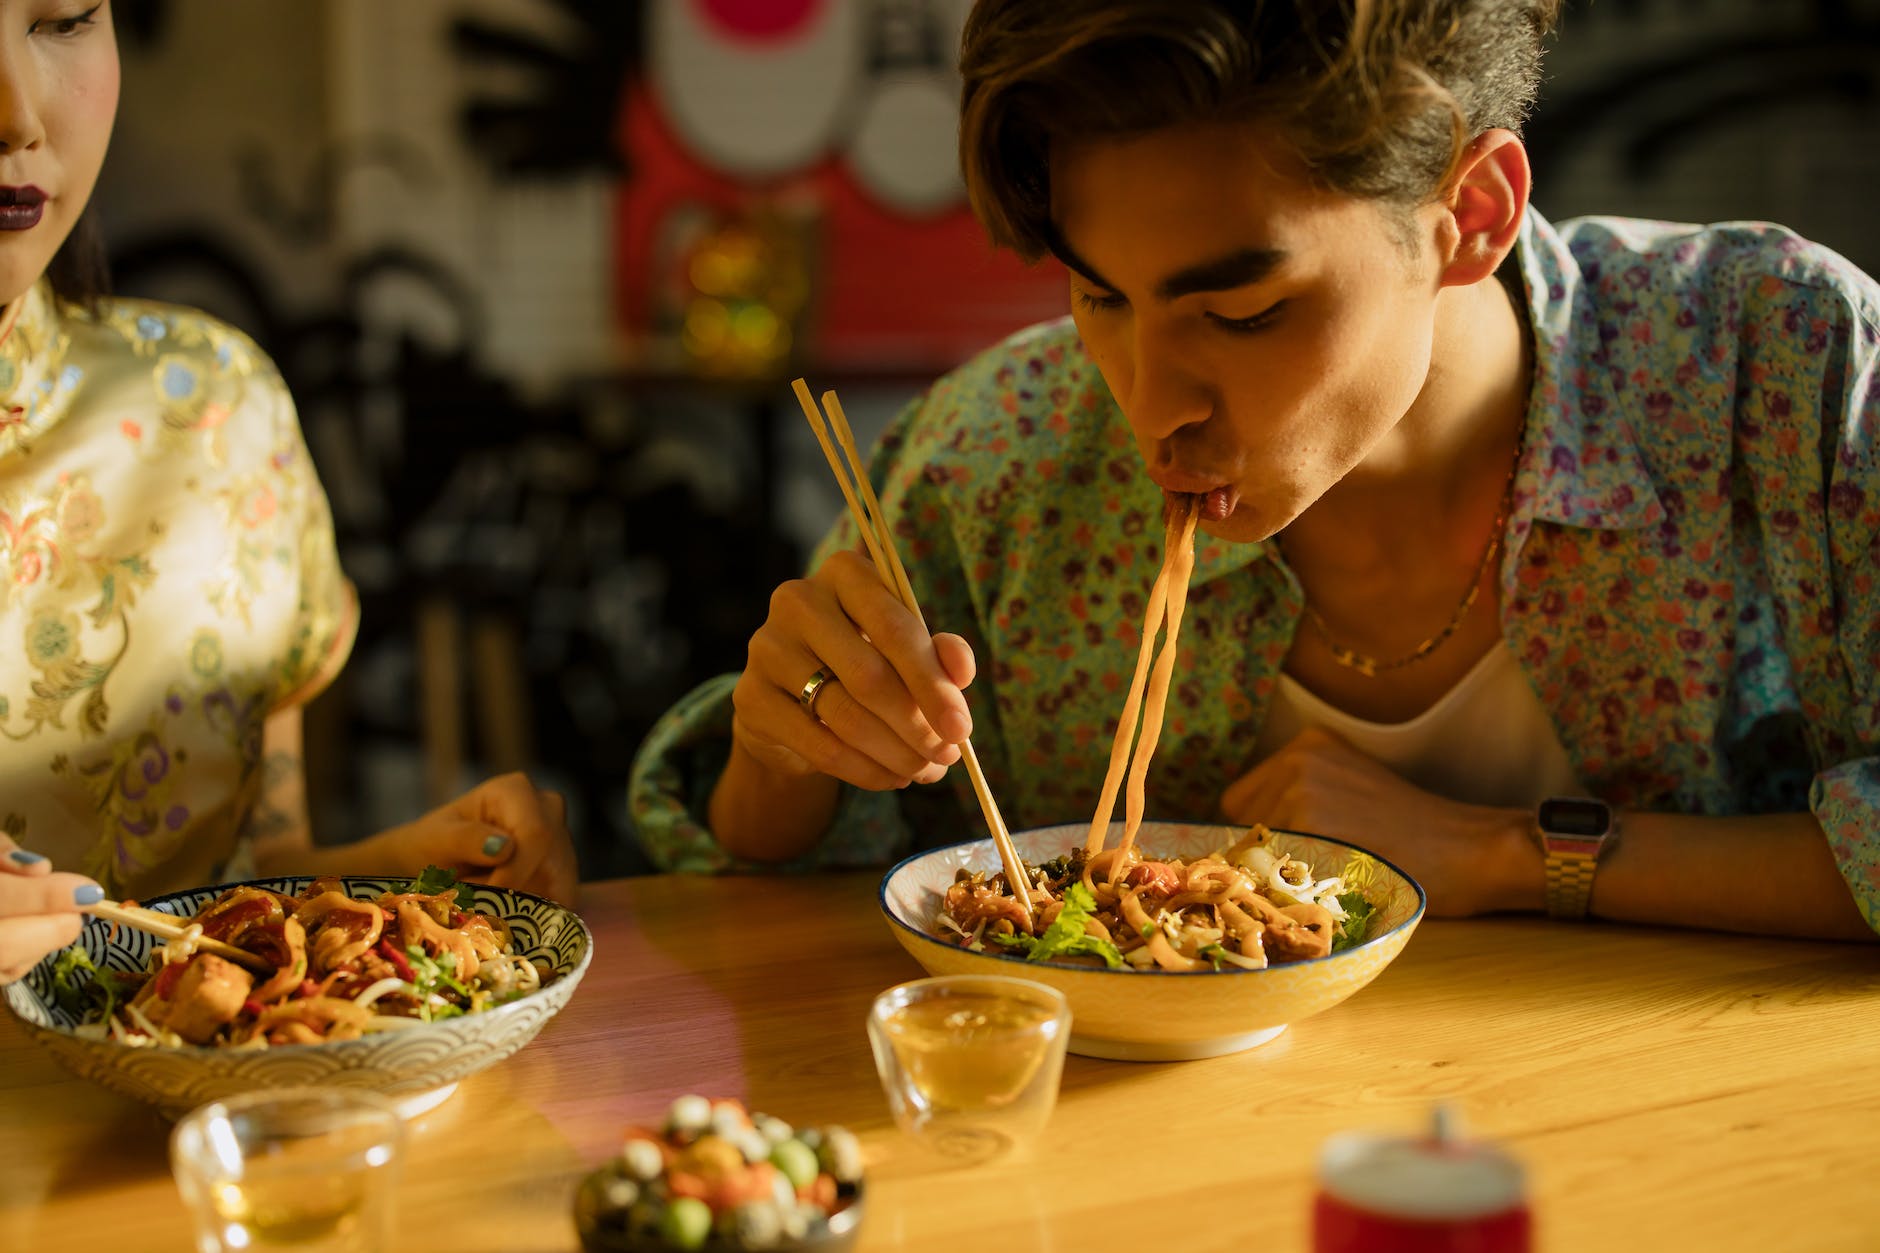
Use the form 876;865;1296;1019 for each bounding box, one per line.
0;186;46;231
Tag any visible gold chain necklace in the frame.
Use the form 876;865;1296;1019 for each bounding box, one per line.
1291;427;1525;679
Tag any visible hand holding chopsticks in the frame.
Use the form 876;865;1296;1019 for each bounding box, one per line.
791;380;1038;932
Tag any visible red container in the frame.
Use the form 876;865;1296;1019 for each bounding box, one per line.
1312;1112;1531;1253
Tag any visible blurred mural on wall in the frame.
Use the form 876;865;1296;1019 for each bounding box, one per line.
623;0;1065;377
92;0;1879;877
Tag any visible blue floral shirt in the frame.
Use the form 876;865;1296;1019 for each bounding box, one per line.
629;209;1880;935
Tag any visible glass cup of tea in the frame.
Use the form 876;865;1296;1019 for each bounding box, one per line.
170;1087;406;1253
867;974;1071;1164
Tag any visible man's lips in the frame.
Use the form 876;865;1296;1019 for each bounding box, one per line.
1149;468;1228;496
1150;471;1242;522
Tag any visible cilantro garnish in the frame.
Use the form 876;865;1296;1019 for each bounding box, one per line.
402;865;477;910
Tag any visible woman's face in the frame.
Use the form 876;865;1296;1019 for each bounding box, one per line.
0;1;117;306
1051;120;1447;543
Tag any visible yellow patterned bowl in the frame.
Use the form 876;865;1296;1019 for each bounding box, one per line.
879;822;1424;1061
4;876;592;1118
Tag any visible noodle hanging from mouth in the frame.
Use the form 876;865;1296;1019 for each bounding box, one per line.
932;495;1380;970
1085;496;1200;861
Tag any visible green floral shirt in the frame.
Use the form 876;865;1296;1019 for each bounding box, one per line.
629;209;1880;934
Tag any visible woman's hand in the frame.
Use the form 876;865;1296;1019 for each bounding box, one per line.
0;835;103;984
731;548;976;792
348;773;580;904
1220;726;1538;916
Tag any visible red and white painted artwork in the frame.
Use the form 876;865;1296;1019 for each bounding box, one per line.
623;0;1065;373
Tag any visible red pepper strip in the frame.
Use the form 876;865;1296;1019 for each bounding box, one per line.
375;939;415;982
152;960;188;1000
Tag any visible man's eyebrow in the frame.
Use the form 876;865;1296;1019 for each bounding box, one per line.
1046;227;1286;303
1045;229;1120;294
1154;247;1286;301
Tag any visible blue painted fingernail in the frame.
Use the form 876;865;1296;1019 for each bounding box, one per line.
482;834;509;857
7;849;45;866
73;884;104;906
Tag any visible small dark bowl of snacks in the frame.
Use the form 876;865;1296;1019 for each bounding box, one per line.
575;1095;864;1252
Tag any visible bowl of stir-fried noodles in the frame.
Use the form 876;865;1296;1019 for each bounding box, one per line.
879;821;1424;1061
3;871;592;1117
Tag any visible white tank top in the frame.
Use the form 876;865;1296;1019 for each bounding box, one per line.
1253;642;1585;809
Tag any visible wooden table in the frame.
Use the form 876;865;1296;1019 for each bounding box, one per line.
4;873;1877;1251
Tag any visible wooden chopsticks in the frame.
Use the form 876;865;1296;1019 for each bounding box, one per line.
82;899;275;975
791;379;1037;933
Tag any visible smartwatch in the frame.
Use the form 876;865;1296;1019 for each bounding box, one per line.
1534;796;1618;920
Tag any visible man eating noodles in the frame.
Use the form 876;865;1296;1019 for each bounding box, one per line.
630;0;1879;942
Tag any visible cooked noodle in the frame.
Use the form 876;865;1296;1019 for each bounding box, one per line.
936;496;1377;970
65;877;553;1048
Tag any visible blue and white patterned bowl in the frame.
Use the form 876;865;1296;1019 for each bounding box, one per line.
3;876;592;1118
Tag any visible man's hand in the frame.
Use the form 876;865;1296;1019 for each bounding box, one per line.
1220;727;1537;916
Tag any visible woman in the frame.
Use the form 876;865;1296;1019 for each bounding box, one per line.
0;1;576;985
631;0;1877;941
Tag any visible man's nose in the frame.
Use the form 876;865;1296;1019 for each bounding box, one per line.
1125;327;1213;445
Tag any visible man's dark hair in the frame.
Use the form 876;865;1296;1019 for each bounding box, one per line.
960;0;1561;259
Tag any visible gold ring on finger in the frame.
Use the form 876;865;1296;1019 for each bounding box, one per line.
798;666;836;717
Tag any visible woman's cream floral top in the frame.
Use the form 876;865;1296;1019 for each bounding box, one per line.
0;280;354;899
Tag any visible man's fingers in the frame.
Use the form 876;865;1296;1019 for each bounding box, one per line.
751;628;956;769
822;556;973;745
932;633;977;692
740;683;920;792
807;678;951;780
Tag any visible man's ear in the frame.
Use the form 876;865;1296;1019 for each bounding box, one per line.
1434;129;1531;289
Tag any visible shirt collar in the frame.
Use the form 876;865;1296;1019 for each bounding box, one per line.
0;279;75;462
1511;208;1666;532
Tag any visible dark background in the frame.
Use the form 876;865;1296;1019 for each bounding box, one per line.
94;0;1880;879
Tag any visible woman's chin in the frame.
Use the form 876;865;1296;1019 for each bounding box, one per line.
0;255;49;307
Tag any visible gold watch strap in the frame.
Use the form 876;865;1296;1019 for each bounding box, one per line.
1541;849;1600;919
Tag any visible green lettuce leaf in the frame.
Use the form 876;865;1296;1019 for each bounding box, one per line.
1330;890;1377;953
989;881;1126;970
47;946;141;1022
48;946;98;1018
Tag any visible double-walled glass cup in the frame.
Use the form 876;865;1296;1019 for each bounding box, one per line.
170;1087;405;1253
867;975;1071;1164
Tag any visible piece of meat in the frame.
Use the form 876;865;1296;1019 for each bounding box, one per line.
157;955;256;1044
943;881;1033;936
1267;902;1337;961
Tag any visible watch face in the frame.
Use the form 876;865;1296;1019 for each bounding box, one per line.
1539;797;1612;837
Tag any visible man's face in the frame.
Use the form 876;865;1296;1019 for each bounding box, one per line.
1051;120;1445;543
